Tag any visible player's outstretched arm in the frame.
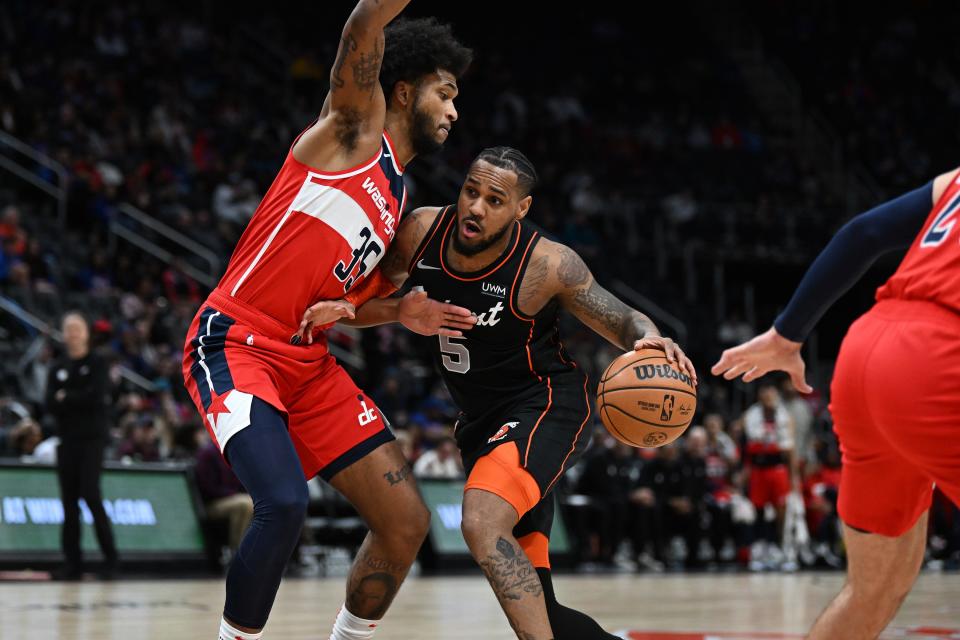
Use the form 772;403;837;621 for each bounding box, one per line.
298;207;475;338
292;0;410;169
712;167;957;391
542;240;697;383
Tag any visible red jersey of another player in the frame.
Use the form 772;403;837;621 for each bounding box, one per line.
216;130;407;334
876;170;960;311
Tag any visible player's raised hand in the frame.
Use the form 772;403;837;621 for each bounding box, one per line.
398;289;477;337
633;336;698;386
296;299;356;344
711;327;813;393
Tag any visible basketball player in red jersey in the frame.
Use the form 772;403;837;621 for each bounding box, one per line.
302;147;696;639
181;3;473;639
712;168;960;639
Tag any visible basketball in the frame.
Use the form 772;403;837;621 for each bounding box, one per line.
597;348;697;448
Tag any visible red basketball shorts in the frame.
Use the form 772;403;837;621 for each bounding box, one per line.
182;289;393;480
749;465;790;509
830;299;960;536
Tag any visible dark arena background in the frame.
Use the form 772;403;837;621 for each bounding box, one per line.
0;1;958;638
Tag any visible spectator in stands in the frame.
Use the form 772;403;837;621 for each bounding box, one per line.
645;439;706;569
117;415;161;462
702;415;741;563
411;436;463;479
45;311;118;580
195;433;254;554
780;376;814;469
742;382;796;571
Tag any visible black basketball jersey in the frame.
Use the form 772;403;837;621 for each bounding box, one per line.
406;205;584;424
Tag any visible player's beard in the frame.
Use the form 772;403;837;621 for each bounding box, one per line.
410;94;445;157
452;217;514;257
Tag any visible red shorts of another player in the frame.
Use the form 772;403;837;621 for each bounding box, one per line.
831;299;960;537
749;465;790;509
182;288;393;480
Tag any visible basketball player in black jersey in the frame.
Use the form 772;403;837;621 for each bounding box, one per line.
299;147;696;640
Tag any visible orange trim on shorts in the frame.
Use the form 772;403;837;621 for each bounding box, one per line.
524;322;542;382
465;442;542;518
524;376;553;468
517;532;551;569
545;375;592;494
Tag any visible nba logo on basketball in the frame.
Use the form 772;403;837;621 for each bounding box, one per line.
660;394;675;421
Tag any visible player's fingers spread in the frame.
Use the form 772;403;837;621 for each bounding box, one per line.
711;351;734;375
742;366;766;383
722;362;750;380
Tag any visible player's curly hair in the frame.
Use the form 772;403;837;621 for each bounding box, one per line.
381;17;472;102
474;146;539;196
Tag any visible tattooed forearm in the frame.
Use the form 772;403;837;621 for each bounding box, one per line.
477;537;544;602
383;463;413;486
571;282;658;349
352;35;383;94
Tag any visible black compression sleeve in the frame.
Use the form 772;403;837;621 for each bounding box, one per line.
773;182;933;342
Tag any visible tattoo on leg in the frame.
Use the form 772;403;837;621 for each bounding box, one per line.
478;537;544;602
346;572;398;620
357;547;406;574
383;463;413;487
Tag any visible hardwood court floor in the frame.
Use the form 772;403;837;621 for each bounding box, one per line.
1;572;958;639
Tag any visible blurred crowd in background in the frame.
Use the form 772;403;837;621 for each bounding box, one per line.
1;0;958;571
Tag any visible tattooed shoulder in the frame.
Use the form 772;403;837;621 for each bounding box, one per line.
555;243;590;288
517;252;550;315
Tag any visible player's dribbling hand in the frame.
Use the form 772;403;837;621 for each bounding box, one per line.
633;336;698;386
710;327;813;393
296;299;356;344
398;289;477;337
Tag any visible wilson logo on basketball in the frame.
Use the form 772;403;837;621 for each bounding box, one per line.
633;364;693;386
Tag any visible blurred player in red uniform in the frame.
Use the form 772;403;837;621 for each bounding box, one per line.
713;168;960;639
181;3;473;639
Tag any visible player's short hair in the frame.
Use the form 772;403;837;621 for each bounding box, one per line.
474;146;539;196
381;18;472;102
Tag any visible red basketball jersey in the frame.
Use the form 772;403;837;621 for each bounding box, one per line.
216;131;407;329
876;170;960;313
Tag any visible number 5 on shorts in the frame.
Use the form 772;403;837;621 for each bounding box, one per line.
439;335;470;374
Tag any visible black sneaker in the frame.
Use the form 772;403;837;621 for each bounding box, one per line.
98;559;121;581
52;564;84;581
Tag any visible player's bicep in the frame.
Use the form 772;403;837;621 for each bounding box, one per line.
327;4;394;119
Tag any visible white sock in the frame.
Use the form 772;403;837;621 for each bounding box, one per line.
329;605;379;640
219;617;263;640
